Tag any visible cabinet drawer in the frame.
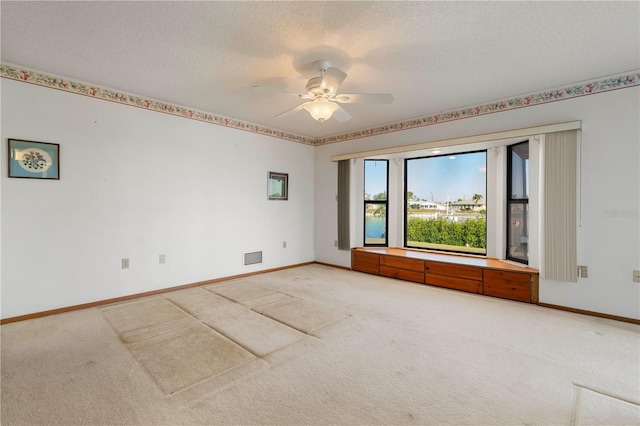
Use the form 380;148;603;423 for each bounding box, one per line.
380;266;425;284
425;261;483;281
483;270;531;302
425;274;482;293
380;256;424;272
352;251;379;275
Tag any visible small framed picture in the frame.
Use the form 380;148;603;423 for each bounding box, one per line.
268;172;288;200
8;139;60;180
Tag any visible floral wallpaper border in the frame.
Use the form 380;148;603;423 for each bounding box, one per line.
0;63;314;146
2;63;638;147
315;71;640;146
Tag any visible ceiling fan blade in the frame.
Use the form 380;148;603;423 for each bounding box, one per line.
333;93;394;104
324;67;347;85
275;102;307;118
320;68;347;95
332;104;352;122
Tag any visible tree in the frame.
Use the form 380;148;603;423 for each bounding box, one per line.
373;192;387;200
373;205;386;217
407;191;415;201
472;193;483;204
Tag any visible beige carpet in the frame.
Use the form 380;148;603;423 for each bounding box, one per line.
206;280;290;307
573;385;640;425
2;264;639;425
253;297;349;334
99;281;336;394
163;287;304;356
101;294;263;395
101;296;195;343
127;323;255;395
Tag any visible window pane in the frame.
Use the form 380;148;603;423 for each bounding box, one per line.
510;142;529;199
507;141;529;264
364;160;387;200
405;151;487;255
365;203;387;245
364;159;388;247
508;203;529;262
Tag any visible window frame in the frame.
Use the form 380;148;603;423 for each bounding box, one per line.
506;140;530;264
404;150;488;255
363;159;389;247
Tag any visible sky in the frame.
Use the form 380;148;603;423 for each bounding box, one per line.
365;152;487;202
364;160;388;198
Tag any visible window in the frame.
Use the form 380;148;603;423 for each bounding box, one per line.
405;151;487;255
364;160;388;246
506;141;529;264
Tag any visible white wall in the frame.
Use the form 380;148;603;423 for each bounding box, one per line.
315;88;640;320
2;77;638;321
1;79;315;319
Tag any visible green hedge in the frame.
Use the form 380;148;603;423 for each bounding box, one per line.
406;217;486;249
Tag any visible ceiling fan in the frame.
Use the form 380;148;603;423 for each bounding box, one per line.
274;60;394;123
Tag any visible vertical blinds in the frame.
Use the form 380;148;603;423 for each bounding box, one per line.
337;160;350;250
543;130;578;282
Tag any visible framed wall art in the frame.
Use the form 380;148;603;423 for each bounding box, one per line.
8;139;60;179
268;172;288;200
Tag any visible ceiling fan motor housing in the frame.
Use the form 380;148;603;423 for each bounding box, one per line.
305;76;329;97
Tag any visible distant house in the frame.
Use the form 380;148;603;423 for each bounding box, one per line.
450;199;486;212
408;200;447;211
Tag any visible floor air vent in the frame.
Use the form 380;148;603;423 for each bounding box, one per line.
243;250;263;266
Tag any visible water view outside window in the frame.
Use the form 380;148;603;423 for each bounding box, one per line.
364;160;388;246
507;141;529;263
405;151;487;254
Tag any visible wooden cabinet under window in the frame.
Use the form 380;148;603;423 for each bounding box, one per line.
483;269;533;303
380;255;425;284
425;261;483;294
351;247;539;304
351;250;380;275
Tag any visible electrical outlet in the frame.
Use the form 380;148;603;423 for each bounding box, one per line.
633;270;640;283
122;258;130;269
282;241;287;248
578;265;588;278
159;254;166;264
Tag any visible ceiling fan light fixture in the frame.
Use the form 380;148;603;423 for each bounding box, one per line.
304;98;338;122
273;59;392;122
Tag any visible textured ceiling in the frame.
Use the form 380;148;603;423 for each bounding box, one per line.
1;1;639;140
